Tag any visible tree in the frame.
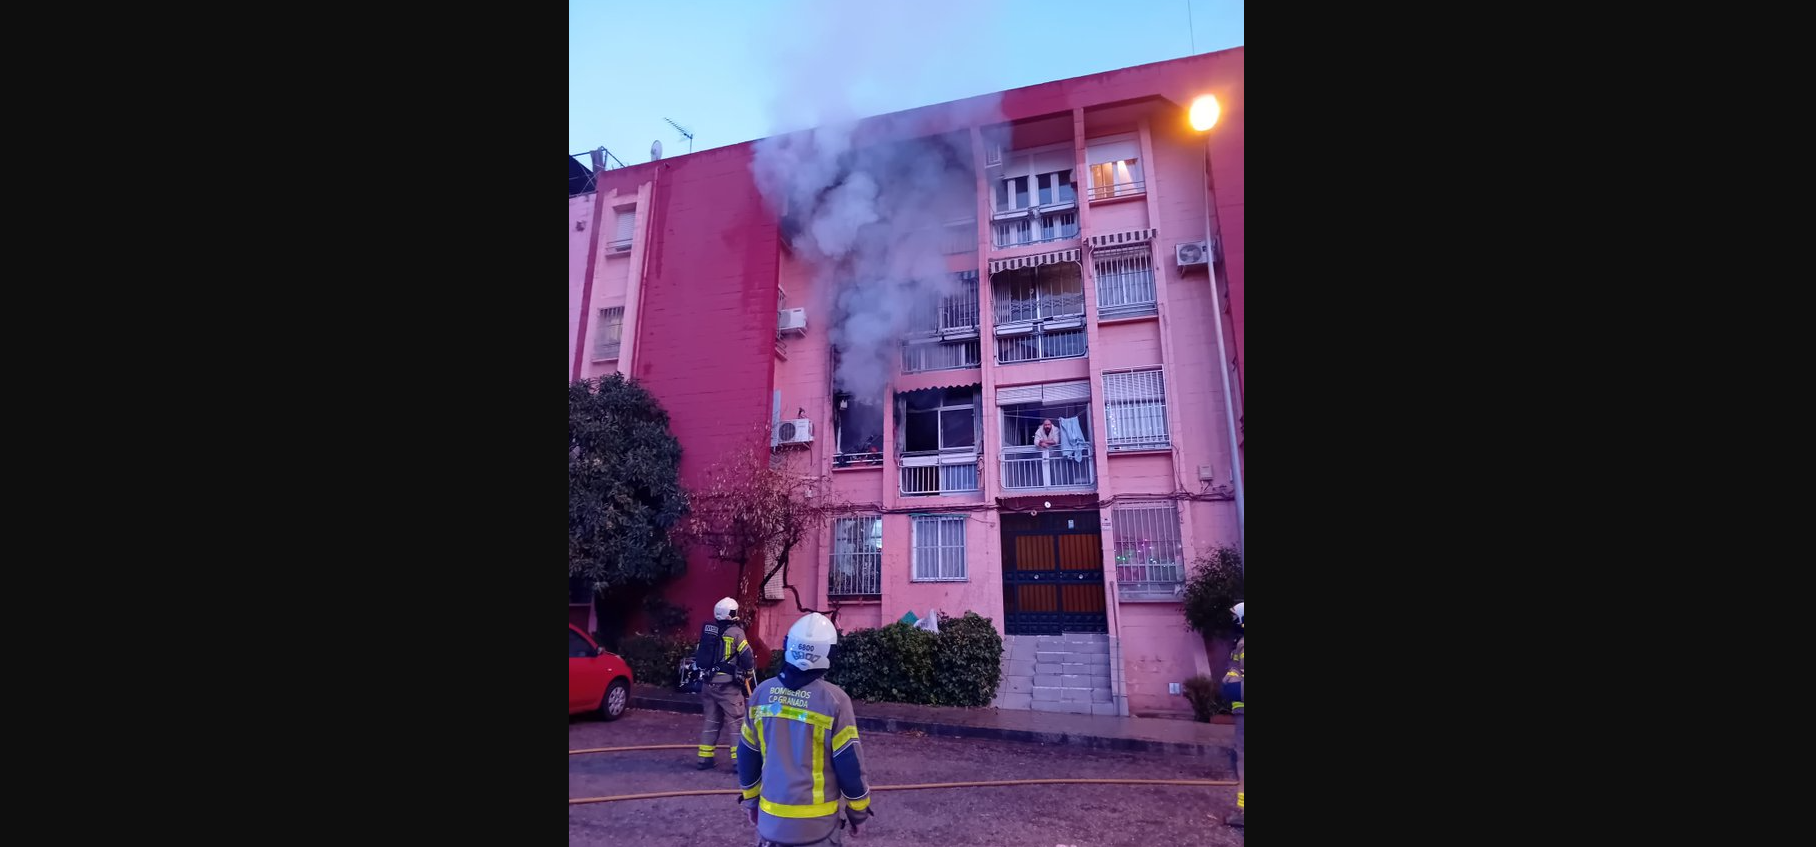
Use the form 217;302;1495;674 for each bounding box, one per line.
681;432;856;642
569;374;689;591
1182;544;1245;641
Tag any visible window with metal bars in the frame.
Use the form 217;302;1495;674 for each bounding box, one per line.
829;516;883;595
1103;368;1169;451
593;307;624;360
1112;501;1184;598
911;514;967;581
1094;245;1157;318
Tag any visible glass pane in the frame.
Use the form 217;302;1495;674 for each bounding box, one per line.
1057;169;1074;203
941;408;975;448
905;410;938;451
1012;177;1028;208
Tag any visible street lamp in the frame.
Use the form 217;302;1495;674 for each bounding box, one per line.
1193;93;1243;557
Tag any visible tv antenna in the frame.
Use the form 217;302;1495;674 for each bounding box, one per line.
665;118;695;154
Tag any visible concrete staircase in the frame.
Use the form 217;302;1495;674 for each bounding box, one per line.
993;633;1124;716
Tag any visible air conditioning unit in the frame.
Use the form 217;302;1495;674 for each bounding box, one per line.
777;308;808;336
776;419;814;446
1176;241;1210;269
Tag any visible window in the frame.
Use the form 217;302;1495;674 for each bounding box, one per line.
593;307;624;360
1086;135;1144;200
1112;502;1185;597
902;339;981;373
902;387;976;453
1104;368;1169;450
1038;169;1076;206
834;394;884;467
992;264;1084;325
610;206;636;251
994;147;1076;214
569;630;595;658
911;515;967;581
1094;245;1157;318
829;516;883;595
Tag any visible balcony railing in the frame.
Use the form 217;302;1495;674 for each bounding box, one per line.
995;327;1087;364
993;291;1084;325
829;553;882;596
991;210;1078;248
908;281;981;336
833;451;884;469
903;339;981;373
1116;562;1183;598
1088;181;1146;201
1000;446;1095;490
900;451;981;496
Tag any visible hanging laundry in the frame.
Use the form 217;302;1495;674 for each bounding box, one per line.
1058;416;1087;462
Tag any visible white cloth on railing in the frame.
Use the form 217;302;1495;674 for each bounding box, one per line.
1058;417;1087;462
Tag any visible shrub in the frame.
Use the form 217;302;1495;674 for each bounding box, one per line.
1183;545;1245;641
757;649;785;683
821;612;1004;708
618;633;694;686
1183;674;1222;722
641;595;690;636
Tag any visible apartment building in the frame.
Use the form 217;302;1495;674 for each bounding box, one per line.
570;48;1243;716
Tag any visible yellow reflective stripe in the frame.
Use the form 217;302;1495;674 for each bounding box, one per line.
751;704;834;729
737;640;749;653
742;785;762;800
741;723;757;746
812;724;826;805
847;794;871;811
697;746;715;757
1237;792;1244;809
760;798;839;818
832;725;859;752
722;636;733;661
1231;701;1244;709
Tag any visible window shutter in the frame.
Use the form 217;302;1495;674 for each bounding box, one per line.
614;209;636;241
1086;135;1140;165
1041;380;1092;403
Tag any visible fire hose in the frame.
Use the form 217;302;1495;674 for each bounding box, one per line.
568;745;1235;806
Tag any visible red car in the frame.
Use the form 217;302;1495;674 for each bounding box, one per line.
569;625;634;720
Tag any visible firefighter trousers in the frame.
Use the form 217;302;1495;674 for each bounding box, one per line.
698;678;745;762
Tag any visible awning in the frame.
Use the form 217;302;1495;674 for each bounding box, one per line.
1085;228;1157;249
988;247;1081;275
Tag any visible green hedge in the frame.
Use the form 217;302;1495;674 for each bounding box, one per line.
617;633;693;686
821;612;1004;708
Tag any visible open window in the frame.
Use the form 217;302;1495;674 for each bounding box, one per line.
834;393;885;468
897;386;981;495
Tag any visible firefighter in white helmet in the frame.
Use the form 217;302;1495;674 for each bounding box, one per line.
738;612;872;846
693;596;755;770
1223;601;1244;827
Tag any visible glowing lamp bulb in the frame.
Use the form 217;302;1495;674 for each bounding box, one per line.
1189;95;1221;131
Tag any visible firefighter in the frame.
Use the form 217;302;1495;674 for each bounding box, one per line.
1222;601;1244;827
738;612;872;846
693;596;755;770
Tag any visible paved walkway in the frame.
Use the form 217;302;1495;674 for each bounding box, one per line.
632;684;1233;756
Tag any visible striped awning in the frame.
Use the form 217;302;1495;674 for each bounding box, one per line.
988;248;1080;275
1085;228;1157;249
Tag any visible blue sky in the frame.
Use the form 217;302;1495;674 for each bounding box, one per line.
569;0;1243;166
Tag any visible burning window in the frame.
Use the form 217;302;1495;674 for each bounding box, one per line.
901;387;977;454
834;393;884;467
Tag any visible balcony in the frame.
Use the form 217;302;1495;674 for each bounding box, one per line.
995;327;1086;365
1000;446;1095;490
903;339;981;373
1088;180;1146;201
900;450;981;496
993;290;1084;326
991;208;1078;249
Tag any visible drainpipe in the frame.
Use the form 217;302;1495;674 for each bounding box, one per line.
1202;153;1244;556
572;148;609;381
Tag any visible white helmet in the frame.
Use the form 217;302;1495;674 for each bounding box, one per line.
714;597;739;621
784;612;839;671
1231;602;1244;625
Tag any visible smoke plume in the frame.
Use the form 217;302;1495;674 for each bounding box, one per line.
749;1;1005;398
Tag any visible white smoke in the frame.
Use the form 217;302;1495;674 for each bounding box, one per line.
749;0;1006;398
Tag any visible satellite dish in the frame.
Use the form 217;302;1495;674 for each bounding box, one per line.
650;140;663;161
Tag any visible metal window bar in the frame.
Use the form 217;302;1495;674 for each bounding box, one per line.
1000;446;1095;489
1113;503;1184;596
899;453;980;495
1094;246;1157;317
907;277;981;335
903;340;982;373
912;515;967;581
994;290;1085;325
1088;180;1147;201
1104;369;1169;450
995;327;1087;364
829;517;883;596
593;307;624;360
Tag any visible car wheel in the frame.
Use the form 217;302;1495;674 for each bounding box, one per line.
600;678;631;721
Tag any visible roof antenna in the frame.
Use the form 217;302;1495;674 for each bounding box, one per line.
665;118;695;154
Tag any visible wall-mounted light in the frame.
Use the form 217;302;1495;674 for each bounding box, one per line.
1190;94;1221;132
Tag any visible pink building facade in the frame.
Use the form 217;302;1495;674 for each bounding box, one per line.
570;49;1243;717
